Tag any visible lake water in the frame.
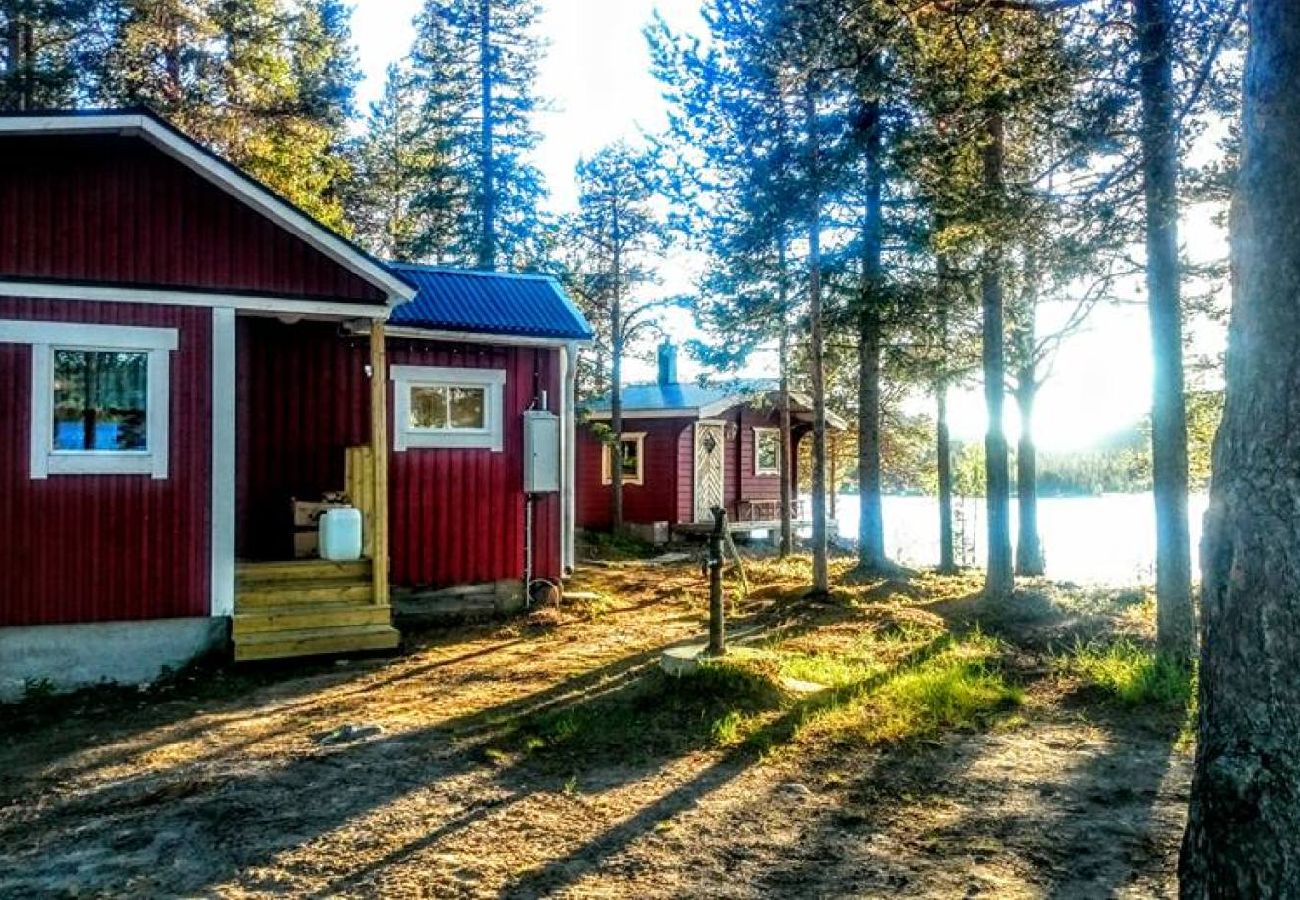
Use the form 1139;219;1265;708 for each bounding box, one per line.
812;493;1211;586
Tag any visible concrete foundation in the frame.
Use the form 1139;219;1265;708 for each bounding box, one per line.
0;617;229;702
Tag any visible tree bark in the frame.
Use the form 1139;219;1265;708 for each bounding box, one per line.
857;93;888;572
778;258;794;558
1015;368;1045;576
937;379;956;575
609;205;624;535
1179;1;1300;891
478;0;496;271
1134;0;1195;661
981;111;1014;598
806;82;830;595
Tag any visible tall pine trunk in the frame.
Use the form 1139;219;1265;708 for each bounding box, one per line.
1179;1;1300;888
806;83;830;595
609;207;624;534
1015;368;1045;576
981;111;1014;597
778;250;794;558
1015;271;1045;577
478;0;496;271
857;93;888;572
936;379;956;574
1135;0;1195;661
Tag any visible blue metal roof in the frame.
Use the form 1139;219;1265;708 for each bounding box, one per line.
585;378;779;414
386;263;593;340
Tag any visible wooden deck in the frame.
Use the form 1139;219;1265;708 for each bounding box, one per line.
673;519;812;537
233;559;400;662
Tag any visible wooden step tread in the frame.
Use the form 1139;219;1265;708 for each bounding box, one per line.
236;558;372;584
237;580;374;607
233;623;400;662
233;603;392;636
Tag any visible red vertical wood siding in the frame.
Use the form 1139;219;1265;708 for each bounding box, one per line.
0;134;384;303
0;299;211;625
237;323;561;585
575;418;692;529
387;339;560;586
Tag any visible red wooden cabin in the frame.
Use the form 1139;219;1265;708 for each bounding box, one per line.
576;343;843;538
0;110;590;697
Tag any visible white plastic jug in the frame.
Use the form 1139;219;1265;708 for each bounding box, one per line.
319;507;363;561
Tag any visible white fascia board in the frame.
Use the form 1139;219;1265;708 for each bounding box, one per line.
382;324;592;349
0;280;390;320
0;114;415;304
0;318;178;349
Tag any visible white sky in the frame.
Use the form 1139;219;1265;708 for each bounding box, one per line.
349;0;1230;453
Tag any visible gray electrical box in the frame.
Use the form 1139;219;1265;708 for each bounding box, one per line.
523;410;561;493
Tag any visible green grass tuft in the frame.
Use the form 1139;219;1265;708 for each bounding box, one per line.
1062;639;1195;710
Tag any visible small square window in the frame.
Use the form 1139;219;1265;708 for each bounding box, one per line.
2;319;177;479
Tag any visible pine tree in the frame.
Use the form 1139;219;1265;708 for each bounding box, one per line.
408;0;547;270
346;62;433;259
1;0;113;110
562;142;671;534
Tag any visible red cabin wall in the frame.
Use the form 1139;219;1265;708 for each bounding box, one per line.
0;133;384;303
237;322;561;585
576;417;691;529
387;339;561;587
0;299;212;626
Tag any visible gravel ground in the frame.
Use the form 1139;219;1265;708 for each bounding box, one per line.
0;563;1190;898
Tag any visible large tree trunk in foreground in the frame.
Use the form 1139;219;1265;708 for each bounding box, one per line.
806;83;830;595
857;93;888;572
1135;0;1196;662
936;380;956;574
1180;2;1300;891
981;112;1014;598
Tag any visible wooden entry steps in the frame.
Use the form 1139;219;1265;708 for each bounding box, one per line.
233;559;401;662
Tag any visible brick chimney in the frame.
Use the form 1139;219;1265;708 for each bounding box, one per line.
657;340;678;386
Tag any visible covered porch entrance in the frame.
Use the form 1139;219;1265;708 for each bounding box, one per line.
231;316;398;661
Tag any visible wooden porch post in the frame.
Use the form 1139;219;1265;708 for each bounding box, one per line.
370;319;390;606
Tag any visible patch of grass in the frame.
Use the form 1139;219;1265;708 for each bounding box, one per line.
792;632;1023;748
1061;639;1195;710
503;651;790;761
578;530;657;561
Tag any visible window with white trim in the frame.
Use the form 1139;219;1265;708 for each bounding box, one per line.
754;427;781;477
601;432;646;486
0;320;176;479
391;364;506;452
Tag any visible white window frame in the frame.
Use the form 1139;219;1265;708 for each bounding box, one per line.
754;427;781;477
391;364;506;452
0;320;176;480
601;432;646;486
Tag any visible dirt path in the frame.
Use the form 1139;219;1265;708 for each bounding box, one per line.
0;564;1190;898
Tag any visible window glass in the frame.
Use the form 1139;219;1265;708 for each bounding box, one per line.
620;438;640;477
409;384;487;431
756;429;780;473
409;386;449;429
448;386;486;429
52;350;148;452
